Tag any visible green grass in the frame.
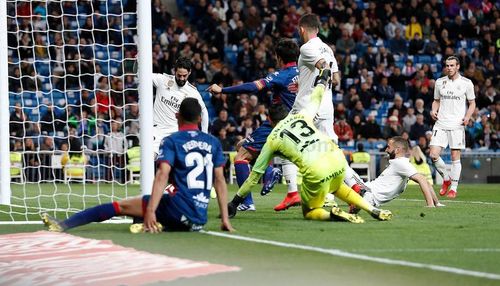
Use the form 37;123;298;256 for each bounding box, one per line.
1;183;500;286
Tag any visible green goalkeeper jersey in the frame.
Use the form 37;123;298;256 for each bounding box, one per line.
238;84;340;196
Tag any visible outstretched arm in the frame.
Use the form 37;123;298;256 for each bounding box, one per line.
410;173;437;207
144;162;171;232
213;166;234;231
208;80;263;95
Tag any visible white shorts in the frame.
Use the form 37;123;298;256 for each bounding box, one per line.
153;127;174;156
429;126;466;150
313;117;339;143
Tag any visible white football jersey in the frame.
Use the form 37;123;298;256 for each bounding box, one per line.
152;73;209;134
364;157;417;205
293;37;339;120
434;74;475;130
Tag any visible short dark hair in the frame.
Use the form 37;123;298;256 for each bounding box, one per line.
357;142;365;152
390;136;410;153
275;38;299;64
179;98;201;122
268;105;289;124
299;13;320;30
174;56;192;72
445;55;460;65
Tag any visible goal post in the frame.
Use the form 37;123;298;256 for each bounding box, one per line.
0;0;11;205
1;0;153;222
137;0;153;196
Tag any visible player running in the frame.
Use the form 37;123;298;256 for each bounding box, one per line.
42;98;233;233
152;56;209;158
429;56;476;198
208;38;301;212
227;69;392;223
349;136;444;214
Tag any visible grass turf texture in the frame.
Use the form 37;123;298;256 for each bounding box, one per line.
1;183;499;286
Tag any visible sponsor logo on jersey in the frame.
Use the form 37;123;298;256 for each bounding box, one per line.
160;95;181;109
192;192;209;208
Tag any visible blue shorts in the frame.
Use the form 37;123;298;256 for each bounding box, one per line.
142;194;202;231
241;121;272;153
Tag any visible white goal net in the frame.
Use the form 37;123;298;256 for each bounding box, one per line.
1;0;150;222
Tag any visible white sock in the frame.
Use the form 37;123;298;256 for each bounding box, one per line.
450;160;461;192
282;163;298;193
433;157;450;181
344;165;364;187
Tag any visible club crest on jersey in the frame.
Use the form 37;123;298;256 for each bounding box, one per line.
167;80;174;89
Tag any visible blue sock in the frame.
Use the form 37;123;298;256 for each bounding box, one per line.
62;202;119;230
235;160;253;205
263;165;273;184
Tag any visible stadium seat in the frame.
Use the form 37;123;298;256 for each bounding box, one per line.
350;162;371;182
10;152;24;183
126;146;141;184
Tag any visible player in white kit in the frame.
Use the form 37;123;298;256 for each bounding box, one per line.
294;14;360;196
429;56;476;198
351;136;442;212
152;57;209;158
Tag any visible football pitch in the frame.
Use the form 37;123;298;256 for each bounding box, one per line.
1;183;500;286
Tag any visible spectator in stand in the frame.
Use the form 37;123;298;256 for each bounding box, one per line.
237;116;255;139
383;115;403;139
375;46;395;67
423;33;441;55
236;39;255;81
334;117;354;144
104;119;127;183
414;98;431;125
389;28;408;55
375;76;395;102
334;103;348;122
385;14;404;39
408;33;425;55
218;128;234;152
362;113;383;142
405;16;422;40
388;95;407;120
388;67;409;96
359;81;376;109
211;109;237;139
336;29;356;56
401;106;416;131
410;114;430;141
253;104;267;128
351;114;365;140
24;137;40;182
349;100;366;124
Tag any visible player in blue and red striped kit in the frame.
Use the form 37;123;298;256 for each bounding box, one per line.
208;38;301;212
42;98;234;233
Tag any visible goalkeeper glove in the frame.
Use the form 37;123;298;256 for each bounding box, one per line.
314;68;332;88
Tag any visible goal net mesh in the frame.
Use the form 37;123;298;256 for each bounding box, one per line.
3;0;142;222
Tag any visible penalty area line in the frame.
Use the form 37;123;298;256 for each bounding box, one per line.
202;231;500;281
395;198;500;206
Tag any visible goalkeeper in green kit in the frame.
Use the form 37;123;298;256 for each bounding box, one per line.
227;69;392;223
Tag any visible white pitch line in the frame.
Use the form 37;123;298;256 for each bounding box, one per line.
350;248;500;253
203;231;500;281
395;198;500;206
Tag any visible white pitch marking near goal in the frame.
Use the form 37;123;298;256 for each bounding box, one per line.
395;198;500;206
350;248;500;253
203;231;500;281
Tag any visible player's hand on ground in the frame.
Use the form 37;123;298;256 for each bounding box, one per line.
431;110;438;121
207;84;222;94
221;220;235;232
144;211;160;233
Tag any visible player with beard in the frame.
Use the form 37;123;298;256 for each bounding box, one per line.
349;136;443;213
152;57;209;158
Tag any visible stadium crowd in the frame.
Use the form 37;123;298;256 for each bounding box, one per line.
6;0;500;182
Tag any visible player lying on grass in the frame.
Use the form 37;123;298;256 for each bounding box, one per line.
348;136;444;214
226;69;392;223
42;98;234;233
208;38;301;212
